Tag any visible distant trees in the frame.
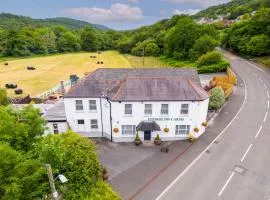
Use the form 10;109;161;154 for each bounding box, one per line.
80;26;98;51
223;8;270;56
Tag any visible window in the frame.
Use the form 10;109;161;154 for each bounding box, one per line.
144;104;152;115
125;104;132;115
161;104;169;115
91;119;98;129
75;100;83;111
77;119;84;125
89;100;97;111
122;125;136;136
175;125;190;135
180;104;189;115
53;123;59;134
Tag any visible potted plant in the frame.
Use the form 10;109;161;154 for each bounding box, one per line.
194;127;199;132
134;132;142;146
202;122;208;127
154;134;162;145
164;127;169;133
188;133;196;143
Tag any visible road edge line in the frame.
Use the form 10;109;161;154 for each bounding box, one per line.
155;64;248;200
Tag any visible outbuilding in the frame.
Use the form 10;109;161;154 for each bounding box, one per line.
64;68;209;142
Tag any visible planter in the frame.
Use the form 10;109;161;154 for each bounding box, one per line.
154;139;162;145
202;122;208;127
113;128;119;133
194;127;199;132
135;140;142;146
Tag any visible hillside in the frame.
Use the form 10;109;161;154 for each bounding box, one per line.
0;13;109;30
194;0;270;19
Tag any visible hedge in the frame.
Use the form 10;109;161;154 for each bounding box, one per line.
197;60;230;74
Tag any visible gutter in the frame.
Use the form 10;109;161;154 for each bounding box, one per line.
99;97;104;137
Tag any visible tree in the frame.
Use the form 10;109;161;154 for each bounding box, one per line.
57;32;80;52
32;131;120;199
80;26;98;51
190;35;217;59
165;16;200;60
209;86;225;110
0;143;48;200
0;105;46;152
197;51;222;66
0;88;8;106
145;42;160;56
247;34;270;56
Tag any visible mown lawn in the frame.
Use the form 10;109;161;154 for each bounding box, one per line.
123;54;169;68
0;51;131;96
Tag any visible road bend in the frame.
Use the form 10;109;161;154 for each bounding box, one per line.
155;52;270;200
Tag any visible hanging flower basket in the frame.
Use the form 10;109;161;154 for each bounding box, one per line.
194;127;199;132
164;127;169;133
113;128;119;133
202;122;208;127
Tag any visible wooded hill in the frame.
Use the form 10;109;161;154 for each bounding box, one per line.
0;13;109;30
194;0;270;19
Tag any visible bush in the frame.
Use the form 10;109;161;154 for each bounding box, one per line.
145;42;160;56
247;34;270;56
197;51;222;66
209;86;225;110
0;88;9;106
135;132;142;146
154;134;162;145
197;60;229;74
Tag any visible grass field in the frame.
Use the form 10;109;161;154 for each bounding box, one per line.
0;51;132;96
0;51;170;97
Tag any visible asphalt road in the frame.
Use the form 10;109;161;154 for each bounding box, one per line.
154;51;270;200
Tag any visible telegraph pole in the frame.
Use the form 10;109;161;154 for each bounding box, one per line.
44;164;58;200
142;48;145;67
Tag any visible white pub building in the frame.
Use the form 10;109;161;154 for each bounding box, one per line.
64;68;209;142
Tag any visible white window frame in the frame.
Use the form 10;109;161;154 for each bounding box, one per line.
75;100;83;111
180;104;189;115
89;100;97;111
144;104;152;115
175;125;190;135
161;104;169;115
122;125;136;136
90;119;98;129
125;104;133;115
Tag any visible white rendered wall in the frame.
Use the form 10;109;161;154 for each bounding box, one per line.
44;122;68;136
64;97;209;142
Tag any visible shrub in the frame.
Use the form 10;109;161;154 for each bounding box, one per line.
113;128;119;133
197;51;222;66
164;127;169;133
202;122;208;127
209;86;225;110
154;134;162;145
194;127;199;132
135;132;142;146
155;134;161;141
188;133;196;142
145;42;160;56
197;60;229;74
0;88;9;106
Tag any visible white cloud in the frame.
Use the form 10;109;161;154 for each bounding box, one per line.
164;0;230;8
173;9;201;15
63;3;143;23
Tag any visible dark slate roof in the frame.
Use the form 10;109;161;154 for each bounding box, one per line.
65;68;209;101
136;121;161;131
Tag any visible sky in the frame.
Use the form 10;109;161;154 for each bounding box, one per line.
0;0;230;30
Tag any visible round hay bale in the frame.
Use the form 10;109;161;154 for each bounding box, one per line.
27;66;35;70
93;56;96;58
101;61;104;64
97;61;100;64
5;83;17;89
4;62;8;66
98;52;101;54
15;89;23;95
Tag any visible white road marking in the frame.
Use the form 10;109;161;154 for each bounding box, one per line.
218;172;236;197
267;91;269;99
264;83;267;90
240;144;253;162
255;126;263;139
245;60;265;72
268;101;269;109
155;69;248;200
264;112;268;122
